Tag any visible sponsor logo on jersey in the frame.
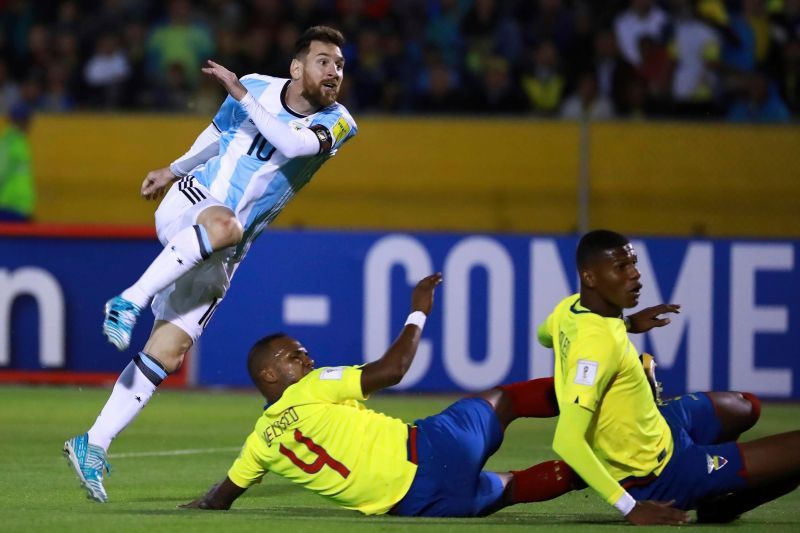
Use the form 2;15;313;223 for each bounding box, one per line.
705;453;728;473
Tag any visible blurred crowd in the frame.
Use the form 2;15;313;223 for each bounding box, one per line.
1;0;799;122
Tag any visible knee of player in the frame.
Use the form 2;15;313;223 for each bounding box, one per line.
208;217;244;248
739;392;762;425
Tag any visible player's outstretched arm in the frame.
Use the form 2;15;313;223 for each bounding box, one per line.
626;304;681;334
360;273;443;396
201;60;325;158
201;60;247;100
179;477;247;510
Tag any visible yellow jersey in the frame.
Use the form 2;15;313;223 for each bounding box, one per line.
227;366;416;515
539;295;673;484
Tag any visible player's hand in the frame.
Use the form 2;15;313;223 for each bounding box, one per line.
178;498;214;510
141;166;177;200
625;500;689;525
411;273;443;316
202;60;247;101
627;304;680;334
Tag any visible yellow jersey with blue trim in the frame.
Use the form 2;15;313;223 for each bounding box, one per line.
227;366;416;515
539;295;674;482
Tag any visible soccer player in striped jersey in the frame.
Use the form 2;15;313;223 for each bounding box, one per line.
540;230;800;524
63;26;357;503
181;274;584;516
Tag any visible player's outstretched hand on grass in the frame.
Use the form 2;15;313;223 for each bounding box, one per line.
411;273;443;316
141;166;177;200
627;303;681;334
626;500;689;525
202;60;247;101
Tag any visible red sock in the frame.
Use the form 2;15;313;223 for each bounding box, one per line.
498;377;558;418
741;392;761;422
510;460;577;503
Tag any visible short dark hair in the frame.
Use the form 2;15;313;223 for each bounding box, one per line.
576;230;630;269
247;332;288;383
294;26;345;58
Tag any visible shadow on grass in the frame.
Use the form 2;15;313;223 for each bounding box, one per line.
105;506;623;527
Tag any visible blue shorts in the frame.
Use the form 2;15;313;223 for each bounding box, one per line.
625;393;748;509
391;398;505;517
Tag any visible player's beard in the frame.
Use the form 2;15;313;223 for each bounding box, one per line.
302;77;338;108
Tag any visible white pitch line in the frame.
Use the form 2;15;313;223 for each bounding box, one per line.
109;446;240;459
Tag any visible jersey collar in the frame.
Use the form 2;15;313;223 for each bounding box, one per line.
281;80;309;118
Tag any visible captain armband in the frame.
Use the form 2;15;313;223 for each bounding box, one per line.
309;124;333;154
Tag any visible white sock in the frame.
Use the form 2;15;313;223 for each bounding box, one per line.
121;224;213;309
87;352;168;451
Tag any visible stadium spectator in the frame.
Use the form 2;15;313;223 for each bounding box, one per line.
614;0;672;67
146;0;215;88
670;0;723;117
560;71;615;120
779;38;800;113
414;58;466;113
181;274;584;516
0;0;796;118
727;71;791;122
0;103;35;222
472;55;528;113
592;28;637;114
63;26;358;504
521;40;565;115
0;60;21;114
636;35;674;112
84;34;132;109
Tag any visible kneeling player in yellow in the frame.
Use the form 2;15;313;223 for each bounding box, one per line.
540;230;800;525
183;273;583;516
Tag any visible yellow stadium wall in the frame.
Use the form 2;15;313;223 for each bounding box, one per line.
26;115;800;237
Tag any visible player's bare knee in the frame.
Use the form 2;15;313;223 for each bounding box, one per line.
207;216;243;248
740;391;762;425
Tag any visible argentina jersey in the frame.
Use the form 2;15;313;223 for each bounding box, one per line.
191;74;357;261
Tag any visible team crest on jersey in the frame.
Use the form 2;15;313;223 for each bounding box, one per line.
705;453;728;473
331;117;351;144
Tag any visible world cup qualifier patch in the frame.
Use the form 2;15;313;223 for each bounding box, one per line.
319;367;345;381
706;453;729;474
331;117;351;143
574;360;598;386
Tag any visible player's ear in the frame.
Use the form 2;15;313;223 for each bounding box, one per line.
580;267;596;288
290;58;302;80
260;367;278;384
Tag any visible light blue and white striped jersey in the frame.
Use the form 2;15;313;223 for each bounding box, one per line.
191;74;357;261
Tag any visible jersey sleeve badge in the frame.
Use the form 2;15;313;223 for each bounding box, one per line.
331;117;351;144
574;359;599;386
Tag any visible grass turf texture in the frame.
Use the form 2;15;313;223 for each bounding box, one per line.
1;385;798;532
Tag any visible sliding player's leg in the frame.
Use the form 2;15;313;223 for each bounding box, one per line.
479;377;559;430
704;391;760;442
697;431;800;522
659;391;760;446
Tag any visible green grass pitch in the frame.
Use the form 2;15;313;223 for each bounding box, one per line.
1;385;798;532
